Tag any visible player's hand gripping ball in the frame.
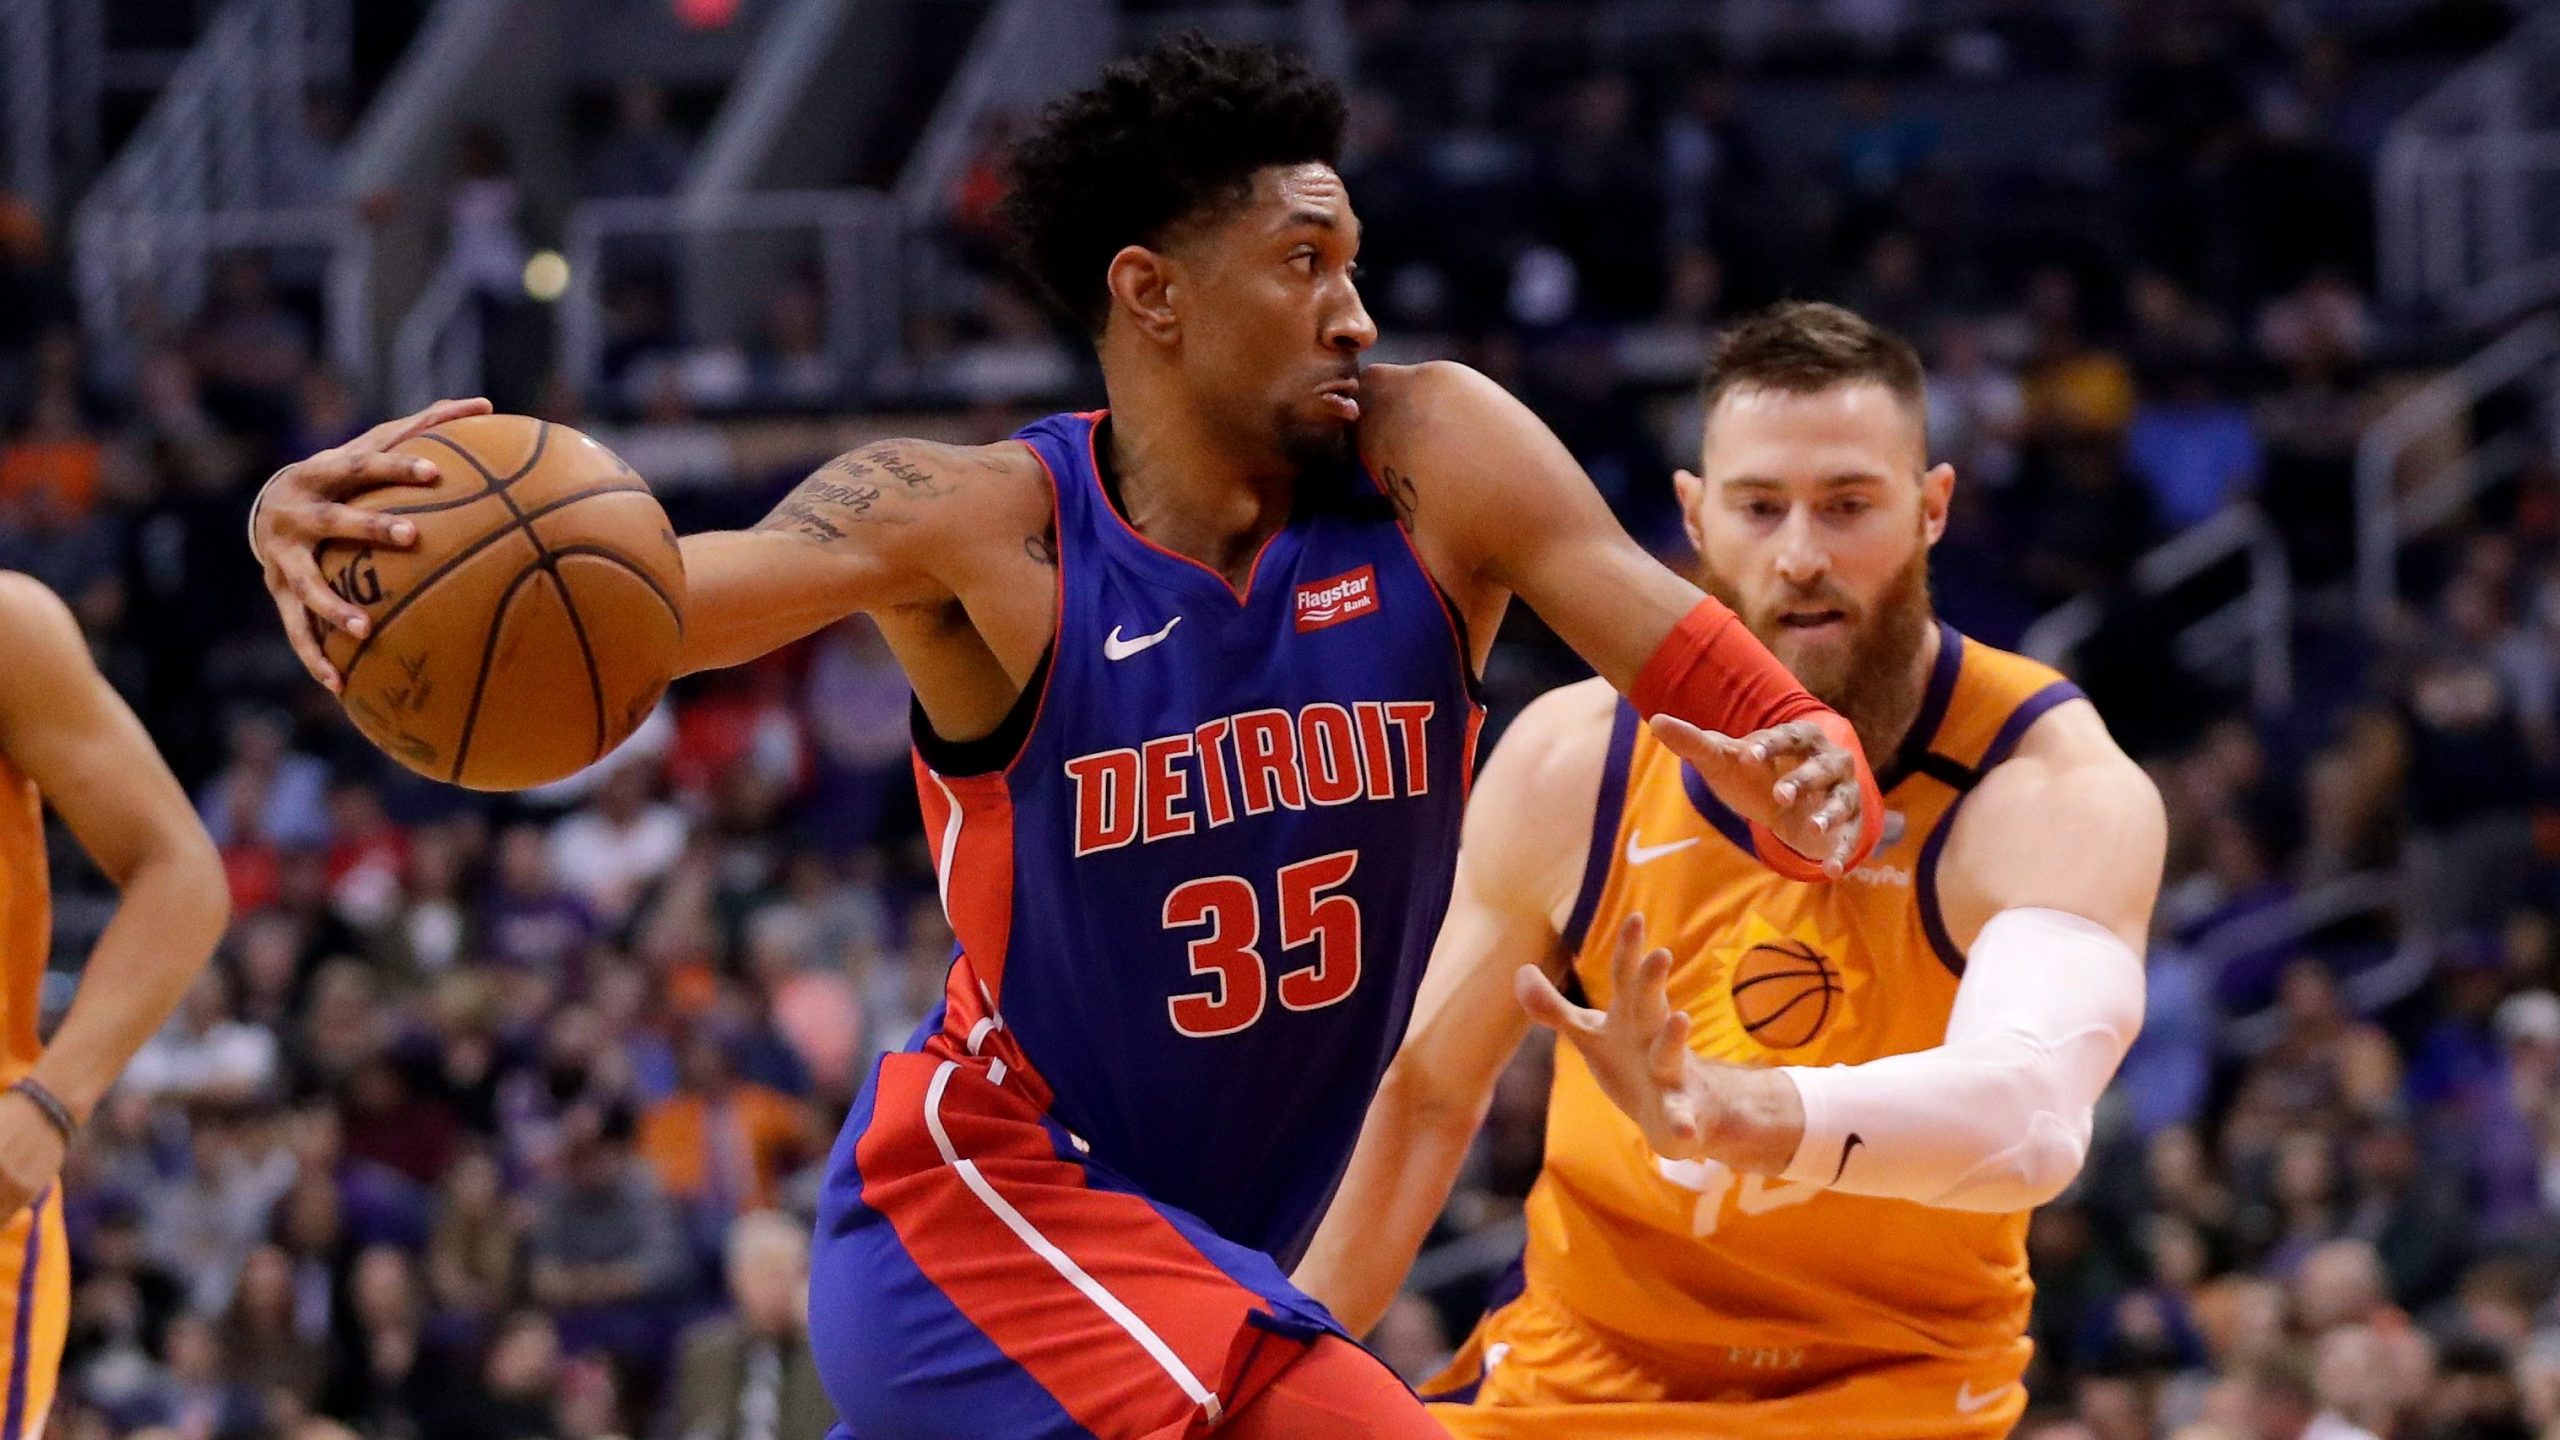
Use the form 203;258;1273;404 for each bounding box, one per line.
274;410;688;790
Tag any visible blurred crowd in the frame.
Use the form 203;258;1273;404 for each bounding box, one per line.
8;0;2560;1438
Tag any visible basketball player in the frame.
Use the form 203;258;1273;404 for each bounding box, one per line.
1295;302;2165;1440
0;573;231;1439
246;39;1888;1440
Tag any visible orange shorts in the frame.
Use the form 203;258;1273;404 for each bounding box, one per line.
1421;1281;2029;1440
0;1190;69;1440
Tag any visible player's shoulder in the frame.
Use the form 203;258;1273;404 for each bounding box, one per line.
0;573;95;722
1474;676;1621;817
1355;361;1508;443
0;572;81;654
1966;698;2163;855
823;435;1055;538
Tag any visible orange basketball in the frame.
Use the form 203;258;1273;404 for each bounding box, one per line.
315;415;686;791
1729;939;1840;1050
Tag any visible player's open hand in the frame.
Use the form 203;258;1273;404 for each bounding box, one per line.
251;395;493;693
1517;913;1718;1162
1649;714;1866;878
0;1088;67;1222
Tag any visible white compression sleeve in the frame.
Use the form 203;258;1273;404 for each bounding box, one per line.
1774;906;2145;1212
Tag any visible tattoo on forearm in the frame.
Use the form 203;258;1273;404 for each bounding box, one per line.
1380;464;1420;529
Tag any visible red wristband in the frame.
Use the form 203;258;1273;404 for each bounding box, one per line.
1632;598;1884;879
1746;711;1884;881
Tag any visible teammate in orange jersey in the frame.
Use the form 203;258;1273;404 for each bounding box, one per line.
1296;301;2166;1440
0;573;230;1439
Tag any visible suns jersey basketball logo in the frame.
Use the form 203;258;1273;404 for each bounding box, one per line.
1679;911;1863;1063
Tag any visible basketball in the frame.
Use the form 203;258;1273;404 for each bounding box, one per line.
314;415;686;791
1729;939;1840;1050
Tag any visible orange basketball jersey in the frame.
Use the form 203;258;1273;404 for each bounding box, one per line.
1428;624;2082;1439
0;747;69;1440
0;750;44;1086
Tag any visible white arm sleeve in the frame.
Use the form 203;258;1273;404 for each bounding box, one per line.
1773;906;2145;1212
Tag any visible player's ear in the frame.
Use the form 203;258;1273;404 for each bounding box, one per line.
1107;246;1181;343
1920;462;1954;547
1674;469;1708;556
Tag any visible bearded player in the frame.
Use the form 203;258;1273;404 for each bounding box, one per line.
1297;302;2164;1439
246;38;1886;1440
0;574;231;1440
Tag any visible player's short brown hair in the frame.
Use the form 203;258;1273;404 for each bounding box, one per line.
1700;301;1925;416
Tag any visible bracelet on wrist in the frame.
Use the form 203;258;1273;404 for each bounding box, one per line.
7;1078;76;1147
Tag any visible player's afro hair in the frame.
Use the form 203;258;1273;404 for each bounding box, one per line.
1000;33;1347;336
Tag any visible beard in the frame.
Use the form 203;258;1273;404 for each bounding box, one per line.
1275;406;1356;470
1700;542;1935;762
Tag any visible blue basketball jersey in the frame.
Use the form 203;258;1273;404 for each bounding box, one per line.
905;410;1480;1267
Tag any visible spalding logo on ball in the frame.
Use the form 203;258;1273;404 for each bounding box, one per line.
314;414;688;791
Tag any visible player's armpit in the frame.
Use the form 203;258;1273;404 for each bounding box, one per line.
0;575;227;1122
1291;680;1610;1336
675;437;1011;674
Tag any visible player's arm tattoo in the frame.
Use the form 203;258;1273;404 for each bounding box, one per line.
752;444;947;544
1025;527;1057;567
1378;463;1421;531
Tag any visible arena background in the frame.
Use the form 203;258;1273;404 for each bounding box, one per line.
1;0;2552;1435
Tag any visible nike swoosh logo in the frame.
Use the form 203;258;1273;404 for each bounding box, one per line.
1830;1132;1863;1185
1103;617;1182;661
1954;1382;2015;1416
1624;833;1700;866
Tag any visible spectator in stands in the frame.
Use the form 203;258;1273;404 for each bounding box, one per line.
147;1111;296;1317
547;763;687;929
200;711;333;852
2126;364;2264;531
189;255;312;421
586;81;691;200
525;1103;687;1363
638;1028;813;1225
222;1244;325;1415
748;278;839;408
423;1311;558;1440
264;91;349;210
2400;622;2539;935
664;1211;831;1440
2339;1109;2471;1310
111;1312;264;1440
424;1149;518;1332
802;618;914;856
483;821;599;980
319;1246;443;1433
123;968;280;1106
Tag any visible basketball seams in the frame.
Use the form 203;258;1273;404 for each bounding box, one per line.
415;419;552;489
336;481;656;682
447;562;549;784
532;538;686;636
475;423;612;771
538;568;609;763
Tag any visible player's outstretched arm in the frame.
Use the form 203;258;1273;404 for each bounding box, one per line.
1293;681;1611;1336
0;575;229;1216
249;403;1021;686
1359;362;1881;879
672;437;1029;674
1524;700;2164;1212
